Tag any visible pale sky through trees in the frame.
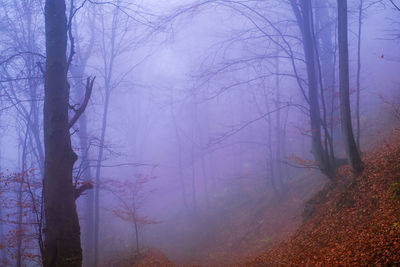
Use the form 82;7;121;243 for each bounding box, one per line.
0;0;399;266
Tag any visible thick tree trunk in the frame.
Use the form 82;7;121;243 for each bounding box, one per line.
337;0;364;176
43;0;82;266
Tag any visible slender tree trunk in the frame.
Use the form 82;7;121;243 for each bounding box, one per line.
70;12;95;263
300;2;333;178
200;154;209;208
78;112;94;266
290;0;335;179
356;0;364;151
331;21;338;157
190;93;199;215
93;90;110;267
43;0;82;265
0;145;4;264
0;207;4;265
190;140;198;216
265;94;276;192
170;97;189;211
275;49;283;189
208;151;217;196
70;64;94;267
311;4;336;168
194;97;209;209
94;9;119;263
132;193;140;255
133;220;140;255
315;1;339;153
281;109;289;184
27;53;45;175
17;126;29;267
337;0;364;175
16;170;24;267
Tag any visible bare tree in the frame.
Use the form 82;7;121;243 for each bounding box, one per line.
0;0;47;263
337;0;364;176
289;0;336;178
42;0;93;265
356;0;364;150
170;0;342;179
169;91;190;211
91;4;144;264
68;6;97;266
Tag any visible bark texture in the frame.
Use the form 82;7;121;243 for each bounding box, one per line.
43;0;82;266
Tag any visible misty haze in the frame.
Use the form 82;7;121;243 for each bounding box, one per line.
0;0;399;266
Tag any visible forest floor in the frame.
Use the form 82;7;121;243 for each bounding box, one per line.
130;133;400;266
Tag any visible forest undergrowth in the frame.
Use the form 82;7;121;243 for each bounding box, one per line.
127;132;400;266
245;132;400;266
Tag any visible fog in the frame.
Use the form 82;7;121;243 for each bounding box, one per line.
0;0;399;266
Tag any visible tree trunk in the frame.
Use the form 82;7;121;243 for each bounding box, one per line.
290;0;335;179
133;220;140;255
265;93;276;192
93;90;110;267
93;9;119;263
190;140;198;216
132;194;140;255
315;1;338;148
337;0;364;176
17;127;29;267
78;110;94;267
43;0;82;265
170;98;189;211
356;0;364;151
70;64;94;267
0;205;4;264
0;147;4;264
275;48;283;189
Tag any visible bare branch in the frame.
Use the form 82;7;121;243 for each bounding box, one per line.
74;182;93;200
0;52;45;66
209;104;290;145
69;76;95;129
389;0;400;11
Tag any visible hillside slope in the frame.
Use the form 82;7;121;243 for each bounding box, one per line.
246;137;400;266
133;173;324;266
130;136;400;266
